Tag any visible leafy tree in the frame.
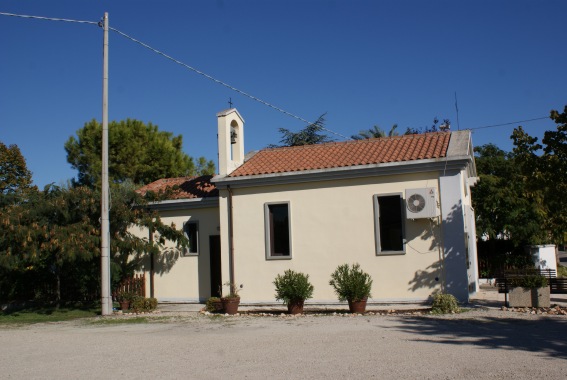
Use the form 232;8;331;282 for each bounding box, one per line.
195;156;216;177
65;119;215;187
270;114;333;147
542;106;567;243
509;127;549;244
351;124;398;140
473;142;546;274
0;142;35;198
0;183;188;303
472;144;516;241
405;117;450;135
474;138;550;248
473;106;567;251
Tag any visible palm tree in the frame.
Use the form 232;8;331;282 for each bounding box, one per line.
351;124;398;140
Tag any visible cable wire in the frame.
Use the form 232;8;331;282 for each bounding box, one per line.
0;11;98;25
469;116;548;131
108;26;349;139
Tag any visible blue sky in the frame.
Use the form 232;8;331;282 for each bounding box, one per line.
1;0;565;188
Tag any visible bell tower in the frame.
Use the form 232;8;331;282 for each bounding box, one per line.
217;108;245;176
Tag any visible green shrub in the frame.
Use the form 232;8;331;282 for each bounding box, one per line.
273;270;314;305
130;297;158;313
205;297;222;313
116;291;136;302
557;265;567;278
431;293;460;314
508;275;548;288
329;263;372;302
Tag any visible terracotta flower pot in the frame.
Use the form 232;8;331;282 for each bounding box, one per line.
119;301;130;311
221;297;240;315
348;298;367;313
287;299;305;315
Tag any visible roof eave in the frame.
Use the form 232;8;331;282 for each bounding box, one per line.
145;197;219;211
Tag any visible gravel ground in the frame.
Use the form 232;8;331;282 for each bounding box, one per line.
1;307;566;379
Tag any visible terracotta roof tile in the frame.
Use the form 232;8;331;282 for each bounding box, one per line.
137;175;218;200
229;132;451;177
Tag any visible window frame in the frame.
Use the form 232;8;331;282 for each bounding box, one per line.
183;220;199;256
373;193;406;255
264;202;292;260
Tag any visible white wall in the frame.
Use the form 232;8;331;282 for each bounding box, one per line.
439;169;471;302
221;172;446;303
130;206;220;302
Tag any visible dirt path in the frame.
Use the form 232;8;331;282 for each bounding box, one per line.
1;309;566;379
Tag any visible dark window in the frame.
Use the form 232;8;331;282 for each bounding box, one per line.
266;203;291;258
184;221;199;255
375;195;405;253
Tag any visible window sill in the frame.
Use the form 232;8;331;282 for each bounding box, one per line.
376;251;406;256
266;255;292;261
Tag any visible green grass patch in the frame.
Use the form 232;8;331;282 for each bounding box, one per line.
88;316;152;325
88;315;193;325
0;305;100;325
558;265;567;278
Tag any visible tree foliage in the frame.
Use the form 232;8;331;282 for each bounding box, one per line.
351;118;450;141
351;124;398;140
472;144;516;241
473;143;546;246
270;114;333;147
542;106;567;243
405;117;450;135
0;142;35;198
65;119;215;187
0;182;188;302
473;105;567;248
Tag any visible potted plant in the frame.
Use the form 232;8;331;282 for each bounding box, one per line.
329;263;373;313
220;282;241;315
508;275;550;307
116;291;135;311
273;270;314;314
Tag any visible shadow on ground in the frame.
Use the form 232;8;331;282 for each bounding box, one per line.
390;316;567;359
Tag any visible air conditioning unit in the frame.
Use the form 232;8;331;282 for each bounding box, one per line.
405;188;439;219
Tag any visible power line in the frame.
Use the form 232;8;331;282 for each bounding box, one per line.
108;26;349;139
469;116;549;131
0;11;98;25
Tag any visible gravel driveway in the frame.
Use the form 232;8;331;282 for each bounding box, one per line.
1;308;566;379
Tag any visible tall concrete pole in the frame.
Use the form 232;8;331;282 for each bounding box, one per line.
101;12;112;315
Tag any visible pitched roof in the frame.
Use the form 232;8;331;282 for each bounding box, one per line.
137;175;218;200
229;132;451;177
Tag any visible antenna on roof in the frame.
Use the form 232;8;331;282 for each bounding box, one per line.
454;91;460;131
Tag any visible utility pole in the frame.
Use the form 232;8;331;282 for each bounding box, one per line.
101;12;112;316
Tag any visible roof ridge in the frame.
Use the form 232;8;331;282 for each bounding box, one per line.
263;131;450;152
